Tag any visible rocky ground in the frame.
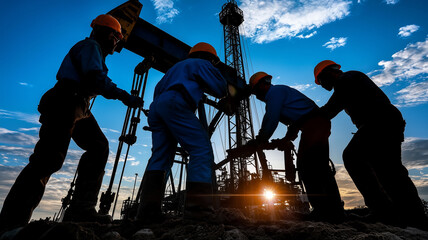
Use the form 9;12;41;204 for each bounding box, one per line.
2;209;428;240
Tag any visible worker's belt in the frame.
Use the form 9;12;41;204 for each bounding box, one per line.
294;107;322;130
167;85;197;111
54;79;92;100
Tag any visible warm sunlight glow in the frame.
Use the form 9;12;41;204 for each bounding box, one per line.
263;189;275;200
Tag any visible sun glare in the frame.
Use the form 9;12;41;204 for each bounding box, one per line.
263;189;275;200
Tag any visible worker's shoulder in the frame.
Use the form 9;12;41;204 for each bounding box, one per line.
181;58;211;66
72;38;101;51
341;70;367;79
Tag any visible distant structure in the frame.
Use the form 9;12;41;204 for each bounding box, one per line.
218;0;259;197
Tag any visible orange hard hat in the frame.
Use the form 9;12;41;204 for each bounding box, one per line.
314;60;340;85
249;72;272;89
91;14;123;39
189;42;218;58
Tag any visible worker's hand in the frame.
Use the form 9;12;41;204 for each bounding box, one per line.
285;125;299;141
218;97;234;116
245;138;259;147
121;93;144;108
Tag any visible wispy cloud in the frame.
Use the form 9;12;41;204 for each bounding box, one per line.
0;128;38;146
370;37;428;87
0;109;40;125
151;0;179;24
323;37;347;50
398;24;420;37
290;84;312;91
297;31;317;39
396;81;428;107
101;128;120;134
18;127;39;132
240;0;352;43
19;82;33;87
385;0;399;4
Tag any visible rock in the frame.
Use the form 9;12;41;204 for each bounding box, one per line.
101;231;125;240
132;228;155;240
38;223;99;240
224;228;248;240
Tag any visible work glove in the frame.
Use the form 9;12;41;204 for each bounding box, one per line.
285;125;299;141
119;91;144;108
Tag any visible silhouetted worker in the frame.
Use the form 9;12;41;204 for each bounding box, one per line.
314;60;428;229
136;43;228;223
247;72;344;222
0;14;144;232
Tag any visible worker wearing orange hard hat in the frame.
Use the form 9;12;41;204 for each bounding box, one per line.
0;14;143;233
136;42;228;223
314;60;428;230
248;71;345;223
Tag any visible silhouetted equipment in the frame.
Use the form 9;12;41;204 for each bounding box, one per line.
99;57;153;218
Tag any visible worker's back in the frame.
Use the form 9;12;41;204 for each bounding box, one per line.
153;58;227;107
329;71;402;128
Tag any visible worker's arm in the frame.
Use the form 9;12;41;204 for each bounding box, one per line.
319;91;344;120
73;40;143;108
196;60;228;99
257;89;285;142
74;40;126;100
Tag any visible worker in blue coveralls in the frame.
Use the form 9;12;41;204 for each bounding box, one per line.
136;42;228;223
0;14;144;233
247;72;345;222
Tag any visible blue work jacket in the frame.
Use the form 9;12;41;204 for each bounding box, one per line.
258;85;317;141
153;58;228;107
56;37;123;99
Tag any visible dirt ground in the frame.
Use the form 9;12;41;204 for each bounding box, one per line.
3;209;428;240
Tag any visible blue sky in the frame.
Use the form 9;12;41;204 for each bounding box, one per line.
0;0;427;220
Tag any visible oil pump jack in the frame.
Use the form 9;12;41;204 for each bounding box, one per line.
56;0;309;221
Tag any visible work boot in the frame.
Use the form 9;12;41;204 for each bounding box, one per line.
184;182;216;222
136;170;166;224
63;205;112;223
63;171;112;223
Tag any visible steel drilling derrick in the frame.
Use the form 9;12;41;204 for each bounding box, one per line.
219;0;258;194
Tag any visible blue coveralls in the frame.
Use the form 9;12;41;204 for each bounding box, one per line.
258;85;343;216
146;58;227;183
257;85;316;140
0;37;126;229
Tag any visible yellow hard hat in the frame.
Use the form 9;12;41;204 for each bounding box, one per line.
314;60;341;85
91;14;123;39
189;42;218;58
249;72;272;90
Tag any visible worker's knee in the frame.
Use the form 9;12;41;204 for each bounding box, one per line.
28;151;65;176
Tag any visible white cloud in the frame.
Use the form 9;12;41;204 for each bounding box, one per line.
290;84;312;91
130;161;140;166
297;31;317;39
385;0;399;4
0;128;38;146
370;37;428;87
101;128;120;134
398;24;420;37
396;81;428;107
323;37;347;50
239;0;352;43
0;109;40;125
151;0;179;24
18;127;39;132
